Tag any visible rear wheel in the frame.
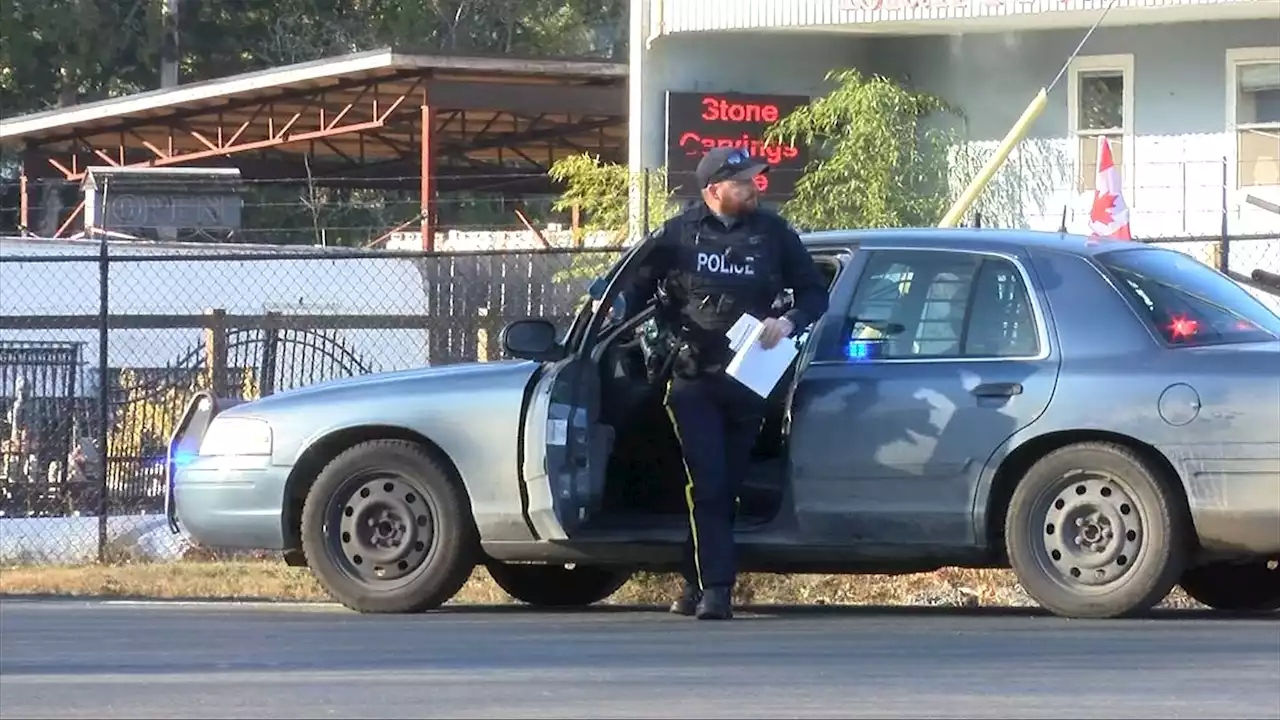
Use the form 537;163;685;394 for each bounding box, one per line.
300;439;478;613
1179;561;1280;612
487;562;634;607
1005;442;1190;619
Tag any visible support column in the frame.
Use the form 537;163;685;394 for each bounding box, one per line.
420;100;437;252
18;165;28;236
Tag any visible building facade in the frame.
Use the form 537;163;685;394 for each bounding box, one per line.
626;0;1280;275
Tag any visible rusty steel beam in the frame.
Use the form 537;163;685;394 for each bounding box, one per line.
420;101;436;251
18;170;29;235
27;70;426;147
46;88;425;181
53;200;85;238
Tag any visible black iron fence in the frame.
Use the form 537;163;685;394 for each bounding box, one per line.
0;242;621;564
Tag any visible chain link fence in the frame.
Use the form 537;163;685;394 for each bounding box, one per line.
0;242;621;565
1;153;1278;567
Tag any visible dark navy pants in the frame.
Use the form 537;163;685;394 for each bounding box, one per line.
663;370;766;591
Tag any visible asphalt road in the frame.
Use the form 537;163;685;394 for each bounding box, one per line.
0;600;1277;720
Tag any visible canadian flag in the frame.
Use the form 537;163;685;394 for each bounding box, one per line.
1087;136;1132;240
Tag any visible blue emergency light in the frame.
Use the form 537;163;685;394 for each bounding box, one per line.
165;391;246;534
845;338;884;361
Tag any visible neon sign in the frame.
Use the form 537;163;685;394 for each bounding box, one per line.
665;91;810;198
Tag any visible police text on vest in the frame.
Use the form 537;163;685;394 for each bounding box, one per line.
696;251;755;276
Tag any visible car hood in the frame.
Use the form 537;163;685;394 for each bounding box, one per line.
239;359;541;407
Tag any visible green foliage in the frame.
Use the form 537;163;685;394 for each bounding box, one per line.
0;0;165;115
763;68;964;231
547;154;680;284
548;154;681;245
0;0;626;116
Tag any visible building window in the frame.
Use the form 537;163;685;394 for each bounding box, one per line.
1068;54;1133;194
1227;47;1280;189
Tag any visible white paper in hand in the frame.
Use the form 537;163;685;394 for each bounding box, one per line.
725;314;761;352
724;314;799;398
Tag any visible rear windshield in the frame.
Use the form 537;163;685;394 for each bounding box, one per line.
1096;247;1280;346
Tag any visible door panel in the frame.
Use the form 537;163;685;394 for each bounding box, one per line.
788;247;1061;547
544;357;610;532
521;244;646;540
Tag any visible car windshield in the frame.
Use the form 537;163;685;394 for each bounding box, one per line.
1096;246;1280;346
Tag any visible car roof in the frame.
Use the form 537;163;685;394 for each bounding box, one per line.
798;226;1141;259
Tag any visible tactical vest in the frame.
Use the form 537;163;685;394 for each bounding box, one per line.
664;210;785;370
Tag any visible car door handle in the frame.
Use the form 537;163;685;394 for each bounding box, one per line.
972;382;1023;398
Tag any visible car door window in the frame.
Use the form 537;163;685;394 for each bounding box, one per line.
841;249;1040;361
964;259;1042;357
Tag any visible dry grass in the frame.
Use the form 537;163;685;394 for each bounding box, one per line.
0;558;1202;609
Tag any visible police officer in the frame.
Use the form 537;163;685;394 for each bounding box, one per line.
618;147;829;620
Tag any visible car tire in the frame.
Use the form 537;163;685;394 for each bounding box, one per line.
1004;441;1190;619
1178;561;1280;613
299;439;478;613
486;562;634;607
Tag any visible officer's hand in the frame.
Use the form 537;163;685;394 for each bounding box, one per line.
758;317;794;349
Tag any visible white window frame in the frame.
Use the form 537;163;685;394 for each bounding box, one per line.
1225;46;1280;191
1067;53;1135;199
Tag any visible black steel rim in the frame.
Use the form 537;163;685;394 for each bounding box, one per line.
324;469;439;588
1028;469;1148;595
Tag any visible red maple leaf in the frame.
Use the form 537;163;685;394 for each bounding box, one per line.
1090;191;1117;226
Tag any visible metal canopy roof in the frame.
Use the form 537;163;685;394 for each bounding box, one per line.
0;48;626;138
0;48;629;187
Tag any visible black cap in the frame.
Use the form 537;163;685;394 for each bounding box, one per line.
695;147;770;188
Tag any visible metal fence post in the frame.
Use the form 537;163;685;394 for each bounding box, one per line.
1220;156;1231;274
259;312;280;397
204;309;229;397
95;219;110;562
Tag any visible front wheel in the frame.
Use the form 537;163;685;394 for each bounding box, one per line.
300;439;479;613
487;562;634;607
1179;561;1280;613
1005;442;1190;619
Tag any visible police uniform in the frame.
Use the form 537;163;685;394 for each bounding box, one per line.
620;148;829;620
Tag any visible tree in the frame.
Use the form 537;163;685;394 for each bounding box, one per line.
548;154;680;244
546;153;680;283
762;68;964;231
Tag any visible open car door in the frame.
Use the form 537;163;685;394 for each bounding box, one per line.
510;242;653;540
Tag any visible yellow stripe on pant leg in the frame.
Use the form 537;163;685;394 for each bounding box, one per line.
663;377;704;592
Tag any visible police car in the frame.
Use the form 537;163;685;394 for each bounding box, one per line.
169;227;1280;619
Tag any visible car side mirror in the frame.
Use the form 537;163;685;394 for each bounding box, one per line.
500;319;567;362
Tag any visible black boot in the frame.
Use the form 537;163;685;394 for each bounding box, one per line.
695;585;733;620
669;582;701;616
